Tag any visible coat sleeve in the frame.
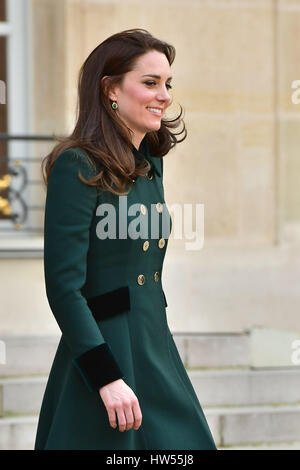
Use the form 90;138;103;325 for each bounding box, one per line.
43;148;124;392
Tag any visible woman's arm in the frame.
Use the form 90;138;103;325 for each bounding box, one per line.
43;148;124;392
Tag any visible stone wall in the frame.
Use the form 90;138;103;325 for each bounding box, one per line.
2;0;300;339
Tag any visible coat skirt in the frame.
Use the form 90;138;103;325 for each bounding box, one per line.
34;137;217;450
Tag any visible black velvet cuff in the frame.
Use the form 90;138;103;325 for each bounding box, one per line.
73;343;124;392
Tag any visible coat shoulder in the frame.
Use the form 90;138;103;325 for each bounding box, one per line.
52;147;98;178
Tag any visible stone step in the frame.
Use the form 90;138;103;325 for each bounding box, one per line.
0;416;38;450
219;441;300;450
1;404;300;450
6;329;292;376
0;335;60;376
1;328;298;376
173;332;251;368
0;333;251;377
1;366;300;416
188;367;300;407
0;377;47;416
205;403;300;447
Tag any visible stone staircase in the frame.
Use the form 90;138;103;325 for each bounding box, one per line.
178;332;300;449
0;332;300;450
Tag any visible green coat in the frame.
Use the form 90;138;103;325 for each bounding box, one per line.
34;136;217;450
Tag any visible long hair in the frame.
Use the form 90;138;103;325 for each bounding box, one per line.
41;28;187;196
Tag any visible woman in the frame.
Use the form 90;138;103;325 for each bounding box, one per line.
34;28;217;450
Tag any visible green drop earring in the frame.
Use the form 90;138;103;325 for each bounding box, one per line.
112;101;118;110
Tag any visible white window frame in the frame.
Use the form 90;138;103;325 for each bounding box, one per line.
7;0;32;140
0;0;42;256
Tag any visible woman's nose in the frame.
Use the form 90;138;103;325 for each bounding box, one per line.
157;86;171;103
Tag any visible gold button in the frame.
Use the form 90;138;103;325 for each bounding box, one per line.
156;202;163;213
143;240;149;251
137;274;145;285
158;238;165;249
140;204;147;215
154;271;160;282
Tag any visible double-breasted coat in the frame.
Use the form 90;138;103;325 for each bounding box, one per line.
34;136;217;450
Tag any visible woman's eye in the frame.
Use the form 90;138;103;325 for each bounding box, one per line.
144;81;172;90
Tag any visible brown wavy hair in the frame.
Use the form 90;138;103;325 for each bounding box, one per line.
41;28;187;196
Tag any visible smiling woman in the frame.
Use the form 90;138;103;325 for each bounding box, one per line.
103;49;173;149
41;28;185;196
35;28;217;451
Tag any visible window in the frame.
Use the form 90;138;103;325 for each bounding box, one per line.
0;0;41;255
0;0;8;222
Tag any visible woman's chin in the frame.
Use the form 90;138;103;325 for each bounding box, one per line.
145;121;162;132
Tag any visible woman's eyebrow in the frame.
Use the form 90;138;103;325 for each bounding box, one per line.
141;74;173;80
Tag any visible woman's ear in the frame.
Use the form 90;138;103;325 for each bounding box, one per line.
101;76;118;101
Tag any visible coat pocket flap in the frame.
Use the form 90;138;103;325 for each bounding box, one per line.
86;286;130;321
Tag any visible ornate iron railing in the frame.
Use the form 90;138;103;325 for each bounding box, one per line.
0;134;56;233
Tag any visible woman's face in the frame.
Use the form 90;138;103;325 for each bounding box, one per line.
106;50;172;148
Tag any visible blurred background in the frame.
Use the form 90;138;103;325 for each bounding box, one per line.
1;0;300;450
